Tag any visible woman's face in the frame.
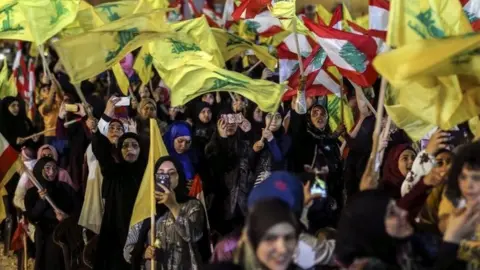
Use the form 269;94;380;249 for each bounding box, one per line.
42;161;58;182
253;107;263;123
256;222;297;270
398;149;415;176
265;113;282;132
174;136;191;154
156;160;179;190
141;103;156;119
310;106;328;130
384;200;413;238
202;94;215;106
121;138;140;163
40;86;50;100
107;122;124;144
198;107;212;124
139;87;151;99
8;101;19;116
458;165;480;203
40;148;54;159
433;152;452;180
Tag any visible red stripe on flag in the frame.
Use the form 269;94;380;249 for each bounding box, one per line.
0;146;18;183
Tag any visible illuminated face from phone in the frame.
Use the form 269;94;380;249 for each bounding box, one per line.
141;103;156;119
265;112;282;132
8;101;19;116
42;161;58;182
174;136;191;154
121;138;140;163
156;160;179;190
107;122;124;144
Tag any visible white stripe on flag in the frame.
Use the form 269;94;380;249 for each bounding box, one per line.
464;0;480;19
283;33;312;57
369;5;389;31
316;38;357;72
279;59;298;83
314;70;341;97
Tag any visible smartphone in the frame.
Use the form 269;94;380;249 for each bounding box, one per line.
310;176;327;197
155;173;171;193
65;104;79;112
115;97;131;107
448;130;467;148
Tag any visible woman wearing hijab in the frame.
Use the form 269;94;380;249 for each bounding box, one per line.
124;156;207;270
92;131;147;270
208;198;301;270
135;98;168;137
382;144;416;199
24;157;81;270
192;102;215;152
164;121;197;182
252;109;291;186
244;103;265;144
0;96;37;150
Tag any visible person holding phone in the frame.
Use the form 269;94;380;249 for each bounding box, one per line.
124;156;208;270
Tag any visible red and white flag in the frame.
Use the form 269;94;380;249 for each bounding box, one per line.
188;175;214;253
0;132;19;222
27;58;36;120
347;21;389;54
242;10;284;37
277;33;316;84
187;0;224;28
305;19;378;87
231;0;271;20
461;0;480;31
168;0;184;22
368;0;389;40
12;41;28;99
329;5;343;30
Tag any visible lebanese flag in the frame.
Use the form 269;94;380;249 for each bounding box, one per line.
12;41;28;100
368;0;389;40
297;9;326;26
202;2;223;28
188;175;214;253
242;11;284;37
347;21;389;54
222;0;236;29
0;133;18;185
27;58;36;120
329;4;343;30
461;0;480;31
277;32;316;84
305;19;378;87
232;0;271;20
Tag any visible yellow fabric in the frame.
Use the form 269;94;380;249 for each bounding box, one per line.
53;10;173;84
0;0;33;41
39;99;60;137
94;0;136;23
316;4;332;25
0;73;18;99
133;45;154;87
437;191;455;218
153;60;285;113
0;159;19;223
212;28;277;70
130;118;169;227
470;116;480;140
355;14;369;30
18;0;80;44
326;94;354;134
374;33;480;131
112;63;130;96
270;0;296;19
133;0;169;14
418;184;446;227
171;16;225;68
61;0;104;36
386;0;472;48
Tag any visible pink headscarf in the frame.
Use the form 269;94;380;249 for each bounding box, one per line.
120;53;135;78
24;145;79;191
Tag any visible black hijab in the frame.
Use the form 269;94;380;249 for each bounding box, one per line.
193;101;214;138
306;104;331;140
0;96;33;148
32;156;59;191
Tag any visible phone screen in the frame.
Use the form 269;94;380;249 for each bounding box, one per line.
310;176;327;197
115;97;131;107
155;173;171;193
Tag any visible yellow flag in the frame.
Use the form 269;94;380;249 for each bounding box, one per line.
172;16;225;67
270;0;296;19
53;10;173;83
386;0;472;47
355;14;369;30
134;0;169;14
470;116;479;140
0;1;33;41
326;94;354;134
18;0;80;44
153;60;285;113
62;0;104;36
95;0;136;23
374;33;480;130
0;75;18;99
133;45;154;86
316;4;332;25
130;118;169;228
212;28;277;70
112;63;130;96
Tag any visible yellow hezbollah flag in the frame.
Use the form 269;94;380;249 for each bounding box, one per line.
374;33;480;130
212;28;277;70
172;16;225;68
53;10;173;83
0;1;32;41
18;0;80;45
316;4;332;25
133;45;154;87
112;63;130;96
133;0;169;14
355;14;369;30
130;118;169;227
326;94;355;134
154;60;285;113
95;0;136;23
61;0;104;37
386;0;472;47
0;75;18;99
270;0;296;19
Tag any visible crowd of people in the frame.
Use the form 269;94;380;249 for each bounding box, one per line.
0;44;479;270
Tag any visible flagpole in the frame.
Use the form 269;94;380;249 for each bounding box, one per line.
149;119;157;269
340;79;344;124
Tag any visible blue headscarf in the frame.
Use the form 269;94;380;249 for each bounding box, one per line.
163;121;196;180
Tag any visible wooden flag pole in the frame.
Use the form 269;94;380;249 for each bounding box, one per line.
19;118;82;141
149;122;157;269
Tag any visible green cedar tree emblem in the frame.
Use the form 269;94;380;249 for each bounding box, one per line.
339;42;367;73
50;0;69;25
407;8;445;39
207;71;249;91
99;4;121;22
169;39;201;54
105;28;140;62
0;3;24;32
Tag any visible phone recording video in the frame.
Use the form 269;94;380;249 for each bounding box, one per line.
65;104;79;112
155;173;171;193
310;176;327;197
